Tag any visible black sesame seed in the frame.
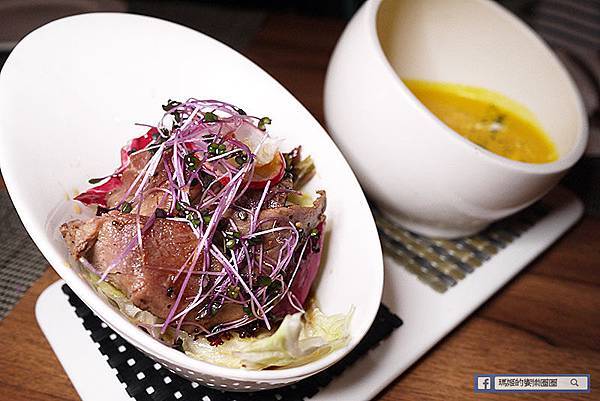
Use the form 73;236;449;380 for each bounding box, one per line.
96;206;111;216
154;208;168;218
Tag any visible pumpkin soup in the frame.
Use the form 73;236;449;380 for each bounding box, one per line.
404;80;557;164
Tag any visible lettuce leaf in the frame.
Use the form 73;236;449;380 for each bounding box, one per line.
84;269;352;370
181;304;353;370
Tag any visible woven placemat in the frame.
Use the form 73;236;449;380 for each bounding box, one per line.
62;284;402;401
0;191;47;319
374;202;549;293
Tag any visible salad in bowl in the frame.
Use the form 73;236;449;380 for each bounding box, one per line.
61;98;351;370
0;13;383;391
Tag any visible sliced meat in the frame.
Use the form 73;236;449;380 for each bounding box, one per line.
236;176;293;210
61;212;227;327
60;218;104;259
60;192;326;334
106;151;173;216
232;191;326;263
255;190;325;230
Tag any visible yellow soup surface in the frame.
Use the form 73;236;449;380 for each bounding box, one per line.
404;79;558;164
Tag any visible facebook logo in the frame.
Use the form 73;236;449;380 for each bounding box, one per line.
474;374;590;393
476;376;493;391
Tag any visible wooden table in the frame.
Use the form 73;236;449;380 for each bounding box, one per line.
0;13;599;401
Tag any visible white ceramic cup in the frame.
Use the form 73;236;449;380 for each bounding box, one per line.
324;0;588;238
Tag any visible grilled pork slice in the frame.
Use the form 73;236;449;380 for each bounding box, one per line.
60;192;326;332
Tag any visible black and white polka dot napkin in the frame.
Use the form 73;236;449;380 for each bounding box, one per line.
62;284;402;401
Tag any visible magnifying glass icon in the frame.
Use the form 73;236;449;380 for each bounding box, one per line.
570;378;579;387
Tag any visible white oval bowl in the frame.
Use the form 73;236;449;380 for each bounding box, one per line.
0;13;384;391
324;0;588;238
